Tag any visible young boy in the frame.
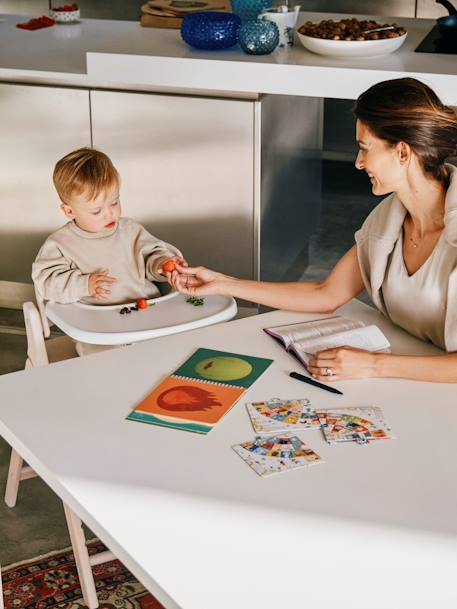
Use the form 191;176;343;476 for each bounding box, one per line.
32;147;186;306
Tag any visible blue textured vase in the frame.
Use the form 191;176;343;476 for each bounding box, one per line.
181;12;241;50
238;19;279;55
230;0;271;22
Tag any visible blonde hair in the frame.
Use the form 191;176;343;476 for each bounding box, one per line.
53;147;120;202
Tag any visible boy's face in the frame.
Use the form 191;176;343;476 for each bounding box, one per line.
60;183;122;233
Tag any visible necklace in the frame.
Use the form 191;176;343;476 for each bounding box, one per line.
409;236;419;248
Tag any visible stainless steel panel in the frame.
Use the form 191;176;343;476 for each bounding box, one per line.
259;94;323;281
91;90;255;279
0;84;91;282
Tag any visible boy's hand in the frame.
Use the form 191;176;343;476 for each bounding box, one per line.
160;256;188;283
88;269;117;301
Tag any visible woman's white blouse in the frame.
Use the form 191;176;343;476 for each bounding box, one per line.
382;230;457;349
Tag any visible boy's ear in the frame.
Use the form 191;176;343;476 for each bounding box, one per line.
60;202;74;219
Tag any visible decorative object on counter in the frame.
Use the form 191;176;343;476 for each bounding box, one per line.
230;0;271;22
50;3;80;22
238;18;280;54
16;15;55;30
297;18;407;57
259;4;300;48
181;11;240;49
141;0;231;29
435;0;457;38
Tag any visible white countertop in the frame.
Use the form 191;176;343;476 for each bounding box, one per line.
1;12;457;102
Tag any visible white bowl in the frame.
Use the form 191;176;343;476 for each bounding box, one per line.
49;8;80;23
297;31;407;57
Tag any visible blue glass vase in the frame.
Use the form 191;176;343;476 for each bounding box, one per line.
238;19;279;55
230;0;272;22
181;12;241;50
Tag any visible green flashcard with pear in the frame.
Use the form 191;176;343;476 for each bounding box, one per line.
173;347;273;388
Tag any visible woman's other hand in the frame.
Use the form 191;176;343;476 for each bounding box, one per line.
170;264;229;296
308;346;379;381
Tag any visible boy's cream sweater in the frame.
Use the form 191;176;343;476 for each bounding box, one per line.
32;218;182;305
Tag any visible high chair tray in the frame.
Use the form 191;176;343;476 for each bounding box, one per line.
46;292;237;345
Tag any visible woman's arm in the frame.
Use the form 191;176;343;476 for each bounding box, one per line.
174;245;365;313
308;347;457;383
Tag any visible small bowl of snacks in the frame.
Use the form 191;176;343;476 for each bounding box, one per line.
49;3;80;23
297;18;407;57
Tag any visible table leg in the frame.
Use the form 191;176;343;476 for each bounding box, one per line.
63;503;99;609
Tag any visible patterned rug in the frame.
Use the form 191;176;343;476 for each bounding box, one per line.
2;540;165;609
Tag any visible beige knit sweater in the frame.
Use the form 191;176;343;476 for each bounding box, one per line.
32;218;182;305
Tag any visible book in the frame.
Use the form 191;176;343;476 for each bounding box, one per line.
127;347;273;434
317;406;395;445
232;434;324;477
263;315;390;369
246;397;321;435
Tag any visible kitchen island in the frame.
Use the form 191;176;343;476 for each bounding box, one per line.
0;12;455;304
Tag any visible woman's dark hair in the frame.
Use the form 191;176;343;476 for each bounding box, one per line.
353;78;457;184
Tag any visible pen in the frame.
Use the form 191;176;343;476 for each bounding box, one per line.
289;371;343;395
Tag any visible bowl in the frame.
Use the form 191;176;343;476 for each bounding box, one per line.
49;6;80;23
297;30;407;57
181;12;241;50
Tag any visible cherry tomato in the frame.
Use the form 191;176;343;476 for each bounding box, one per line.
137;298;148;310
162;260;176;273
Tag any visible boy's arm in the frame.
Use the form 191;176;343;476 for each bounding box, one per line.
138;226;184;282
32;240;90;304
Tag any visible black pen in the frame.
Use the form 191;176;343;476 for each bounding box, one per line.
289;371;343;395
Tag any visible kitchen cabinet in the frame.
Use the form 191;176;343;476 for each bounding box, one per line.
0;82;321;294
90;90;256;280
0;84;90;282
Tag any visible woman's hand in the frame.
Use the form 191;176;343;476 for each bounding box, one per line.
308;346;379;381
170;264;229;296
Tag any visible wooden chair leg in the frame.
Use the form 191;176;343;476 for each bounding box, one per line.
5;449;23;508
63;503;99;609
4;449;37;508
0;563;4;609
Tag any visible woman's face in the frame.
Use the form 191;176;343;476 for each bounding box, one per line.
355;120;405;196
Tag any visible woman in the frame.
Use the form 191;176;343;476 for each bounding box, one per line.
172;78;457;383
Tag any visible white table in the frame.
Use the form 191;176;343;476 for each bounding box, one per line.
45;293;237;345
0;299;456;609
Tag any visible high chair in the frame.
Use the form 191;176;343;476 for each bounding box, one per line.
3;301;114;609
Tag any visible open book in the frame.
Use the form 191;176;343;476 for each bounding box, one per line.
264;315;390;369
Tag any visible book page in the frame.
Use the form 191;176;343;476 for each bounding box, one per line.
292;325;390;356
265;316;364;348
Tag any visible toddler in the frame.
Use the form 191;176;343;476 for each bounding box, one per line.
32;147;185;307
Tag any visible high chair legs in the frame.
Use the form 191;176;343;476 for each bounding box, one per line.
63;504;115;609
4;448;37;508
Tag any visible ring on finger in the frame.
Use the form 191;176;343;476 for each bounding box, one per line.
325;367;334;376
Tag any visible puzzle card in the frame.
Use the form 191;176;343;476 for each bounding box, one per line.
232;434;324;477
246;398;321;434
317;406;394;445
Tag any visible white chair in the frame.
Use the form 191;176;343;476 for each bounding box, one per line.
3;302;114;609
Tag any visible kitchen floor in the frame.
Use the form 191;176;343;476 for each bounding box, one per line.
0;160;379;567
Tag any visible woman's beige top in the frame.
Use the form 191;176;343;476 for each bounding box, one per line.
355;164;457;352
382;231;457;349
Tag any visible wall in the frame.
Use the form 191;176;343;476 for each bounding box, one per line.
0;0;442;20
